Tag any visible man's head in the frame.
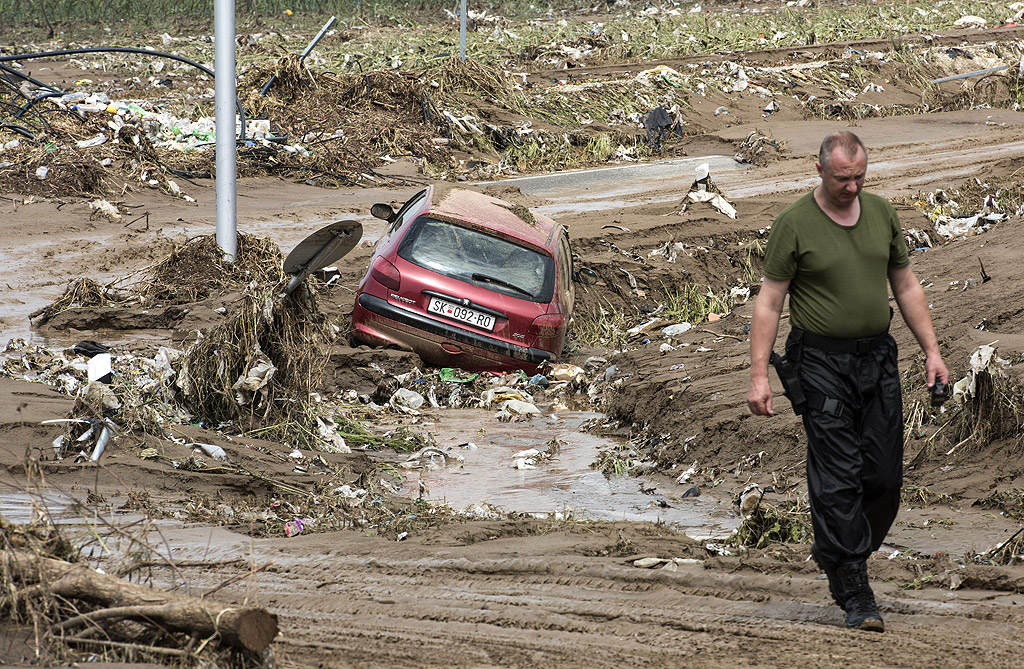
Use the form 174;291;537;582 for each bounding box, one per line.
816;131;867;210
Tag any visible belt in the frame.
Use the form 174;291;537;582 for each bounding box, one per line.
795;327;889;355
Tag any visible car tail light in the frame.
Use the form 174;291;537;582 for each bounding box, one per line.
370;257;401;290
528;313;565;338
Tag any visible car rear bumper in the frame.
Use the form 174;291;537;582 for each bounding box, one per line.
355;293;553;367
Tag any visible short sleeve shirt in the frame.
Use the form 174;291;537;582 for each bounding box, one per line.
763;191;909;339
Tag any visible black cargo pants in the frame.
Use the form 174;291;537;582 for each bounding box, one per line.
785;329;903;565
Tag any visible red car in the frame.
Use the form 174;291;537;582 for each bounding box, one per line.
351;186;575;371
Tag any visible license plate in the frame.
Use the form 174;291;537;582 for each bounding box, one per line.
426;297;496;332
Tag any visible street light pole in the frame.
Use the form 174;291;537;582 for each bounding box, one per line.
214;0;238;261
459;0;467;61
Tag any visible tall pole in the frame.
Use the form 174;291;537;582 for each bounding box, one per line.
459;0;467;61
215;0;237;261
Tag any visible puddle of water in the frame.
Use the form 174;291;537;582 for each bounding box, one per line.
404;409;737;539
0;489;80;524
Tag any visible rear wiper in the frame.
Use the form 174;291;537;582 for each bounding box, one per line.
471;272;532;297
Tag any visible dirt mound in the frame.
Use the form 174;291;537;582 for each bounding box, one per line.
240;56;454;185
31;232;283;327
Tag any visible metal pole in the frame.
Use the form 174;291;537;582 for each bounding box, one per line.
260;16;337;96
929;65;1007;84
459;0;467;62
215;0;237;261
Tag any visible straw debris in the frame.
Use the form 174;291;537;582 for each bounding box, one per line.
31;232;283;325
176;280;331;430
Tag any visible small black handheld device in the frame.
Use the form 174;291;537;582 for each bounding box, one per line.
931;381;949;407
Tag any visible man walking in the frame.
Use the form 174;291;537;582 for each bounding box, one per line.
746;131;948;632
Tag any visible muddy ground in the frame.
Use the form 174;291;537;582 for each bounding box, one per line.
3;2;1024;667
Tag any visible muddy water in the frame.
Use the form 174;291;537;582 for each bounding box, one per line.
404;409;738;539
0;488;78;524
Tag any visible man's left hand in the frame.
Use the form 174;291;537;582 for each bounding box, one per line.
925;353;949;390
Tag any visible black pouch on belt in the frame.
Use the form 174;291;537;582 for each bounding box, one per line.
769;351;807;415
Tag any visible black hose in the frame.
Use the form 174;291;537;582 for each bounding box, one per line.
0;122;35;139
0;47;248;139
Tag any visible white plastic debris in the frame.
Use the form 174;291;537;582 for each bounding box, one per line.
76;133;107;148
231;352;276;405
390;388;426;414
35;166;48;180
688;190;737;218
89;199;122;222
87;353;112;383
953;15;986;27
481;386;533;408
400;446;462;470
316;415;352;453
729;286;751;302
192;442;229;462
551;363;586;384
952;344;1009;403
663;323;693;337
499;399;541;414
633;557;667;568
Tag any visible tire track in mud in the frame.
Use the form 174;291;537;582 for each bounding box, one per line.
174;548;1024;667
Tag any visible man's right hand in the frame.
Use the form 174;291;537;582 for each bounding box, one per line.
747;375;774;416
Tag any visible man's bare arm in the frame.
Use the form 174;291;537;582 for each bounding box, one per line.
747;277;790;416
888;264;949;388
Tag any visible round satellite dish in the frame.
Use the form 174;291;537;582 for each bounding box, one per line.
284;220;362;275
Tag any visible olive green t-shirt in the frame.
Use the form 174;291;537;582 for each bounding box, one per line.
763;190;909;339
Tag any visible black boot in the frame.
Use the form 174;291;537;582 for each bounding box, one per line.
811;545;846;611
838;560;884;632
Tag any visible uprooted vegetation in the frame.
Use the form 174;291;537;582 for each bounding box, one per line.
31;233;284;325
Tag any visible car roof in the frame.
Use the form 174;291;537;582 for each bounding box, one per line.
428;186;561;253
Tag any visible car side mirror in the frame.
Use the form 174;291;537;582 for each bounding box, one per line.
371;202;397;222
573;267;598;286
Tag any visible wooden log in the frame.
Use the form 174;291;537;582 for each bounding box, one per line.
3;549;277;652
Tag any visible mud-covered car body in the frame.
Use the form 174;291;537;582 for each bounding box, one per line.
351;186;574;371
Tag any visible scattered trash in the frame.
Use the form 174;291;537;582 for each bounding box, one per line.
680;163;737;219
400;446;462;470
87;352;112;384
675;461;698;484
284;517;315;537
633;556;667;568
481;386;533;408
316;415;351;453
705;543;733;556
738;482;764;519
528;373;550;388
641;105;683;151
496;398;541;422
663;323;693;337
952;344;1009;404
191;442;229;462
390;387;426;414
231;349;277;406
551;363;586;384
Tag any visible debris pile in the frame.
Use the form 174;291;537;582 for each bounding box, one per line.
908;177;1020;241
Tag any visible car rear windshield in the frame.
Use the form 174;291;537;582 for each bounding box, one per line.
398;217;555;302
